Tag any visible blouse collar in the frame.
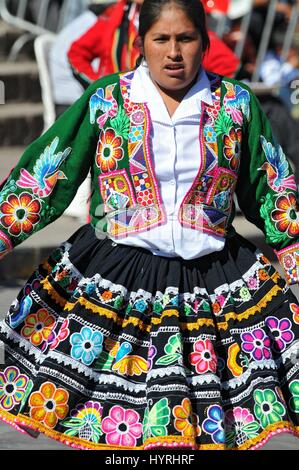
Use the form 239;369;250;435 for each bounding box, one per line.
129;62;214;121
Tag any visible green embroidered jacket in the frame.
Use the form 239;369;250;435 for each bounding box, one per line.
1;70;299;285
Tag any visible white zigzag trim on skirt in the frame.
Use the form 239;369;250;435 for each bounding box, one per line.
1;343;41;377
70;314;151;347
147;384;191;393
0;321;47;364
230;320;266;335
62;247;274;300
53;250;83;280
37;366;147;404
31;291;59;315
223;376;278;405
146;365;187;381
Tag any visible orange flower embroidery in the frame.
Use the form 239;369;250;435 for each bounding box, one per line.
29;382;69;428
290;303;299;324
96;128;124;172
258;269;269;281
173;398;201;437
101;290;113;302
21;308;56;346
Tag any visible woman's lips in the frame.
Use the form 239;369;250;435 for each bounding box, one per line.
164;64;184;77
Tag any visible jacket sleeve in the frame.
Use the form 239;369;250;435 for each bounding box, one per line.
0;81;99;260
235;83;299;285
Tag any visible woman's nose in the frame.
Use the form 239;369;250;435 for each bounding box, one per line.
167;40;182;59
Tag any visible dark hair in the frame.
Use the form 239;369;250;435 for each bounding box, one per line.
138;0;210;52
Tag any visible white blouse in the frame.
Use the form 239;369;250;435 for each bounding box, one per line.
109;63;225;259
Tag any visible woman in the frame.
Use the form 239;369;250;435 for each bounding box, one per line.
0;0;299;451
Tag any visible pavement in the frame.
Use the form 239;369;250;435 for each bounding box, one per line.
0;213;299;450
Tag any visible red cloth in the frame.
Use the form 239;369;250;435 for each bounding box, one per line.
202;0;230;14
68;1;239;84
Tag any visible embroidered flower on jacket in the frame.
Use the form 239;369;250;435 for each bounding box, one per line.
62;401;103;442
223;128;242;171
96;128;124;172
204;125;217;143
173;398;201;437
0;192;41;237
202;405;225;444
271;193;299;238
0;366;29;412
29;382;69;428
253;389;286;428
288;380;299;412
189;338;218;374
241;329;272;361
224;407;260;448
70;326;103;366
102;405;142;446
21;308;56;346
265;316;294;352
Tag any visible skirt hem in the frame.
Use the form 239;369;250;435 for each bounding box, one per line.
0;408;298;451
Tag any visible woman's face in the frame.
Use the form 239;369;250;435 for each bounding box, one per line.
141;3;203;96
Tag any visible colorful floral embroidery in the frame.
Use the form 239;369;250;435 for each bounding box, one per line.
0;367;29;412
156;333;183;366
189;338;218;374
274;242;299;285
290;303;299;324
99;169;136;214
0;229;13;258
48;318;70;350
16;137;71;198
173;398;201;437
142;398;170;442
253;389;286;427
224;407;260;448
102;405;142;446
259;136;297;193
112;342;148;376
223;127;242;171
265;316;294;352
29;382;69;428
96;128;124;172
21;308;56;346
227;343;244;377
0;192;41;237
70;326;104;366
288;380;299;413
241;329;272;361
271;193;299;238
223;81;250;125
202;405;225;444
62;401;103;442
89;84;118;127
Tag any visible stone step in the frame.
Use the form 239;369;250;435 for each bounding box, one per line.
0;61;41;103
0;21;35;61
0;102;44;146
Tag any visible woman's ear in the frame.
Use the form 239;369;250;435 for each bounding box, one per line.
134;35;144;55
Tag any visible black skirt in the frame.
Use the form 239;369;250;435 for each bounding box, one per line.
0;223;299;450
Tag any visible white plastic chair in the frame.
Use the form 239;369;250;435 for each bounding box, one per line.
34;33;57;132
34;32;91;222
